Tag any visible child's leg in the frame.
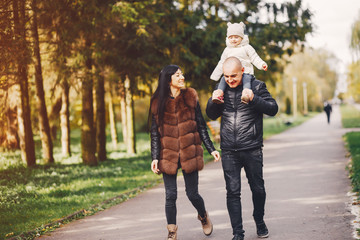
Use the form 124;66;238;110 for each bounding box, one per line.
217;76;227;92
241;74;253;104
242;73;252;90
212;76;226;104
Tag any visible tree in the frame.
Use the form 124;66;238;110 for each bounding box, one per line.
104;1;162;153
348;13;360;102
38;0;78;157
95;69;106;161
347;61;360;102
107;78;118;149
283;48;338;112
12;0;36;166
31;0;54;163
350;13;360;58
0;0;19;150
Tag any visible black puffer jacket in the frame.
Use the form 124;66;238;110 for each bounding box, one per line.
206;76;278;151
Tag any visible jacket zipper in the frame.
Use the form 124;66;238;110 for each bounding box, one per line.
233;90;237;150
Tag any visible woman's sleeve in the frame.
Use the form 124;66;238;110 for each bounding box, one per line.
195;102;216;154
150;114;161;160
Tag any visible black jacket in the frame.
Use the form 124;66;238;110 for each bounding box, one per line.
206;76;278;151
151;101;215;161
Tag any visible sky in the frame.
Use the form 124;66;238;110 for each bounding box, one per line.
268;0;360;93
301;0;360;74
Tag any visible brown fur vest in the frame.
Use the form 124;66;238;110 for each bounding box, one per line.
151;88;204;175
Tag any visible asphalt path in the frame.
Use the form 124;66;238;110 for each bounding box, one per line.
40;105;356;240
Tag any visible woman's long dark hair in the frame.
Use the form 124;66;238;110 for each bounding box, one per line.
148;65;180;128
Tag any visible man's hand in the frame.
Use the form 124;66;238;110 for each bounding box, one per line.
211;151;221;162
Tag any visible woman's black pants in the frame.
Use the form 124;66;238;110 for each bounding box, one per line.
162;169;206;224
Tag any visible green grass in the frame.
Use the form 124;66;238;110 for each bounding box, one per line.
341;104;360;195
340;104;360;128
344;132;360;192
263;112;318;139
0;114;317;240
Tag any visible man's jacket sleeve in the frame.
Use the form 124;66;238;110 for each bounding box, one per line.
249;82;278;116
206;96;224;120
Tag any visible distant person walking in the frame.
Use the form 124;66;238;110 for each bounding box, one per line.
149;65;221;240
206;57;278;240
324;101;332;124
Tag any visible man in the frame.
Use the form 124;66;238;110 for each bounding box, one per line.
206;57;278;240
323;101;332;124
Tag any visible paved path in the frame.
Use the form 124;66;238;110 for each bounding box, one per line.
40;105;357;240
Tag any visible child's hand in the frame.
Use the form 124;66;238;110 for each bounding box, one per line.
262;63;268;71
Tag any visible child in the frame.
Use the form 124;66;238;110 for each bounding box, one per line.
210;22;268;104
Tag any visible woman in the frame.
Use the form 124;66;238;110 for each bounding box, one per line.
149;65;221;240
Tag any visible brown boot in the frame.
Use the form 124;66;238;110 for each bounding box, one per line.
167;224;177;240
198;211;213;236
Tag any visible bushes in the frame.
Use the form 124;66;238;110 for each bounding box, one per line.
344;132;360;192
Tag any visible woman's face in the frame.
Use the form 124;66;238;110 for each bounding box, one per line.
170;69;185;89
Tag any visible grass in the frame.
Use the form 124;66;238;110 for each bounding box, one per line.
0;113;316;239
263;112;318;139
340;104;360;128
341;104;360;193
340;104;360;239
344;132;360;192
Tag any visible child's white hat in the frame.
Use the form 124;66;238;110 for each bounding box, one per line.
226;22;245;38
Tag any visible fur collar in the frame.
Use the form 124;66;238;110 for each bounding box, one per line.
151;88;198;115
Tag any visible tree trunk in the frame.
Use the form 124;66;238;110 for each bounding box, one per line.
6;104;19;149
119;80;127;145
124;75;136;154
108;84;118;149
81;39;97;166
31;0;54;164
49;95;62;140
60;80;71;156
95;69;106;161
13;0;36;167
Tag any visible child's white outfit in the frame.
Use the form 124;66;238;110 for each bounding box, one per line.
210;22;267;104
210;34;266;81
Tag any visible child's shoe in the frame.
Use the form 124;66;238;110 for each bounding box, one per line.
212;96;224;104
241;90;250;104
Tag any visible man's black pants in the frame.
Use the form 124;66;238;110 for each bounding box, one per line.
222;148;266;237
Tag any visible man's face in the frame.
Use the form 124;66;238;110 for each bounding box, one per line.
223;64;244;88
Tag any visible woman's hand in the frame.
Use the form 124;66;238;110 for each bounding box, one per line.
151;160;160;174
211;151;221;162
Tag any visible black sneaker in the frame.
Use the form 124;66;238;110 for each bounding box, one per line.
256;221;269;238
232;234;244;240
